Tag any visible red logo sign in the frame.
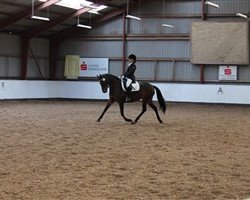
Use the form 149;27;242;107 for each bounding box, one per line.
80;63;87;70
224;67;231;76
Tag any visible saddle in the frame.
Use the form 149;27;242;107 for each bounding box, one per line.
121;76;140;92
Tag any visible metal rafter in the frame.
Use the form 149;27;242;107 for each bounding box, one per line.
56;0;143;41
51;7;126;42
0;0;60;31
22;0;111;39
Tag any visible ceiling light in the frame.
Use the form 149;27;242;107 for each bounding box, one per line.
162;24;174;29
32;0;50;21
31;15;50;21
76;14;91;29
126;0;141;21
161;0;174;29
77;24;92;29
205;1;219;8
126;15;141;21
236;13;248;19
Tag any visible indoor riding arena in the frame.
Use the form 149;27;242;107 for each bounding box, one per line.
0;0;249;200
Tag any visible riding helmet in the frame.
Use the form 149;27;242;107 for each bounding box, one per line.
128;54;136;61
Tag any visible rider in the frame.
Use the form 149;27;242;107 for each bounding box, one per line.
123;54;137;102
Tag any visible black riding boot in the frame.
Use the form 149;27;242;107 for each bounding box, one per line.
126;86;132;102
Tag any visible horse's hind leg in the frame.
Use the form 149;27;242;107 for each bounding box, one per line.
119;102;132;122
147;99;163;123
131;101;147;124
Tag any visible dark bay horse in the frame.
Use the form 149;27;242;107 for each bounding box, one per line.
97;74;166;124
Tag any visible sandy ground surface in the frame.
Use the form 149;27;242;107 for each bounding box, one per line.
0;100;249;200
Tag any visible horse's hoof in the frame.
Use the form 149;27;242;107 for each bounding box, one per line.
131;121;137;124
126;119;133;122
96;119;101;122
159;120;163;124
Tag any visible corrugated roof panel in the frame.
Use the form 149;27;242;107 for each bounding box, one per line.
0;5;20;13
15;18;46;28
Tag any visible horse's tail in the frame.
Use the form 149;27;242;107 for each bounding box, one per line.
153;86;166;114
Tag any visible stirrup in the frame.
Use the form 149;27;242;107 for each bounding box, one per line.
126;96;131;102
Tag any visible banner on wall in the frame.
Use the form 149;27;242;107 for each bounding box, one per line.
79;58;109;77
64;55;80;79
219;66;237;80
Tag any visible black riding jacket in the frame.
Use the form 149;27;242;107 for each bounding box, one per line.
123;63;136;82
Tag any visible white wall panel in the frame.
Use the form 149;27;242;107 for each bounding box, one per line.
0;80;250;105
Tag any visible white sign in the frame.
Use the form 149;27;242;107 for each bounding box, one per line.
79;58;109;77
219;66;237;80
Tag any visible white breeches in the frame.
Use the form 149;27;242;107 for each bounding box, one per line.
126;78;132;87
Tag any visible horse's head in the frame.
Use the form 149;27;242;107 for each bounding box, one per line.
97;74;109;93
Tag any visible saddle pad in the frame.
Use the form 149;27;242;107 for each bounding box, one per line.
121;79;140;92
131;82;140;92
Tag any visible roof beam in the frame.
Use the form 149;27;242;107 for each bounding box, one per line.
52;7;126;42
0;0;60;31
22;8;92;39
58;0;145;41
22;1;111;39
96;7;126;24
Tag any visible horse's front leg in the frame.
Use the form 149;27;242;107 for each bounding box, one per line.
119;102;132;122
97;100;113;122
131;101;147;124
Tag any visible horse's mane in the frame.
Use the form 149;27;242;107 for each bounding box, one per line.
102;73;120;82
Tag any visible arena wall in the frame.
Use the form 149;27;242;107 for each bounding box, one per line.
0;80;250;105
